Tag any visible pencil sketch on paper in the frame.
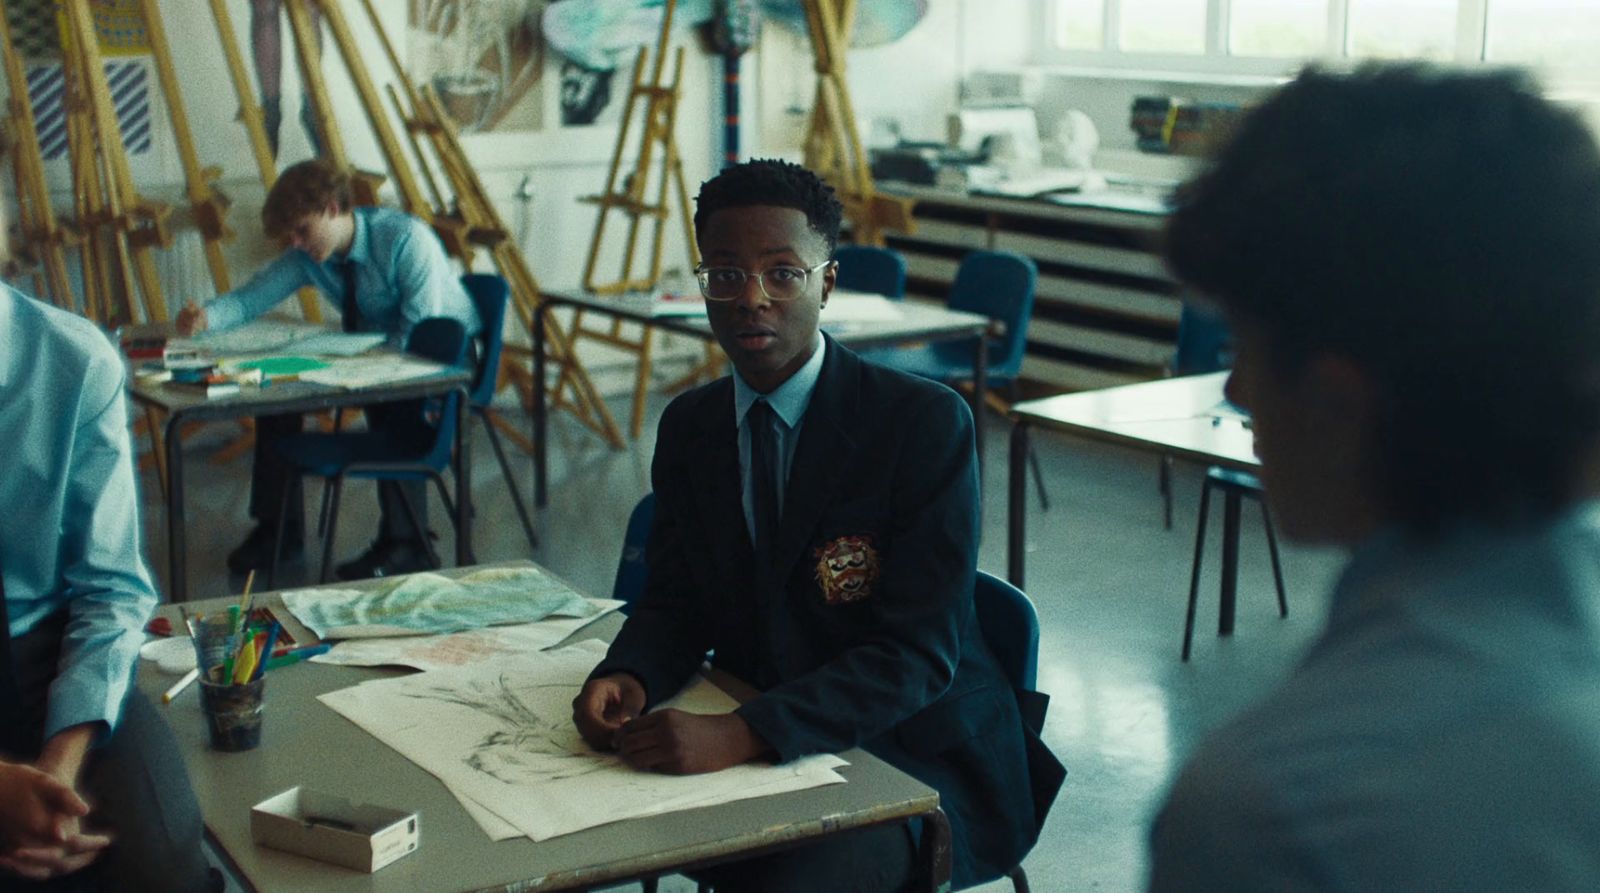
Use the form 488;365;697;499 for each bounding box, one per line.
319;641;850;842
402;675;616;785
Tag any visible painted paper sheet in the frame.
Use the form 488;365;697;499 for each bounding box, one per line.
283;567;602;639
310;602;624;671
318;640;848;841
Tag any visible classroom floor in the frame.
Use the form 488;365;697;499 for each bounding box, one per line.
142;371;1346;893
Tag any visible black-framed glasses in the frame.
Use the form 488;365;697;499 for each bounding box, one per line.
693;261;833;302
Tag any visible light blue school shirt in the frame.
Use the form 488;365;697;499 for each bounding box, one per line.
0;285;158;739
733;335;827;542
1149;503;1600;891
203;205;479;345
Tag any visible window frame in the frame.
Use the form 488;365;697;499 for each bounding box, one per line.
1032;0;1599;85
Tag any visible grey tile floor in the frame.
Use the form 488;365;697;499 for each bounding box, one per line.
145;381;1346;893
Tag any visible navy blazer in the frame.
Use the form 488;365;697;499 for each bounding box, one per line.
594;338;1063;888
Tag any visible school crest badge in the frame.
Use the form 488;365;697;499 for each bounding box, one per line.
813;534;880;605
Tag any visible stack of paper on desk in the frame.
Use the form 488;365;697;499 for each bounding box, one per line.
319;639;849;842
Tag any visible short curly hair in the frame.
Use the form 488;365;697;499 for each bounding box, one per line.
1166;64;1600;529
261;158;353;239
693;159;843;255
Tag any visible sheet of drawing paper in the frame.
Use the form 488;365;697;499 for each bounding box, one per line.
186;319;320;355
282;567;602;639
296;355;449;389
309;603;624;671
318;640;848;842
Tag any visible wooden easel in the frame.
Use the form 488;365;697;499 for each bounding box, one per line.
281;0;384;205
207;0;321;322
801;0;913;246
339;0;622;450
58;0;173;326
135;0;233;295
573;0;704;438
0;4;75;308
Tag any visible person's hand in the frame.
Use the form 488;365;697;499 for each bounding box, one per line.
0;812;110;881
572;673;646;751
175;301;207;336
0;760;109;881
614;710;768;775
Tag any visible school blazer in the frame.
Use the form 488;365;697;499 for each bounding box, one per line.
594;337;1065;888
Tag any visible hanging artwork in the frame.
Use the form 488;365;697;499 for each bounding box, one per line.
406;0;555;133
404;0;929;133
5;0;153;159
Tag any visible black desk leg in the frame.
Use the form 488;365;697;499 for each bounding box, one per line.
533;300;548;509
1219;490;1241;636
164;414;187;602
1008;420;1030;589
918;807;953;893
455;390;473;566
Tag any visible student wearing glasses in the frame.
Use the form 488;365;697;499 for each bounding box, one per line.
572;159;1063;891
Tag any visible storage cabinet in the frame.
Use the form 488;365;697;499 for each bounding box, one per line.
876;183;1180;395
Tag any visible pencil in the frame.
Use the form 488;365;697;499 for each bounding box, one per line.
162;667;200;704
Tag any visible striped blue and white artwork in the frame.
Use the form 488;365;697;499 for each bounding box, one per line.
27;59;152;160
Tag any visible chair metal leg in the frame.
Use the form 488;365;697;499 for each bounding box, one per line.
480;412;538;550
1159;455;1173;529
395;484;441;570
1008;864;1032;893
1027;444;1050;513
1182;479;1213;661
270;479;296;590
1261;500;1289;617
1219;490;1242;636
319;477;345;583
429;473;472;565
315;480;332;538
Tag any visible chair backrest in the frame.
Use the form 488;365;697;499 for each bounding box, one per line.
406;317;470;469
1173;302;1232;376
833;244;908;300
948;251;1038;383
611;493;656;612
461;273;511;407
973;570;1040;692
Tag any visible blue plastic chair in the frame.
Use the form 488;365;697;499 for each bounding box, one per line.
972;570;1039;892
462;274;538;552
611;492;655;611
1165;303;1287;661
269;318;470;584
866;250;1037;388
864;250;1048;509
833;244;908;300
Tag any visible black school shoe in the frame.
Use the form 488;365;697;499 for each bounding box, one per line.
227;523;303;575
334;538;433;580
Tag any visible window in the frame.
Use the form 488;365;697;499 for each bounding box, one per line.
1347;0;1456;60
1486;0;1600;71
1230;0;1327;58
1038;0;1600;81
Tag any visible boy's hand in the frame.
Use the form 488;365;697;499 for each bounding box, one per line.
614;710;769;775
0;760;109;881
175;301;207;336
572;673;646;750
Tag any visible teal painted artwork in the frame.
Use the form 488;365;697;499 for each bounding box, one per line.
282;567;603;639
